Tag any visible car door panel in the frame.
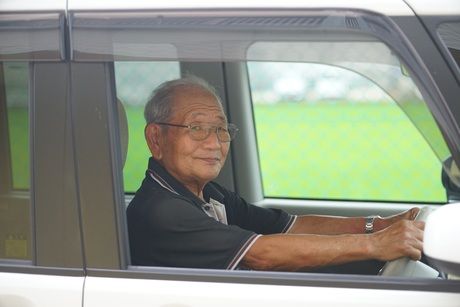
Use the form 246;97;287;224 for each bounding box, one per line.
0;272;83;307
83;275;460;307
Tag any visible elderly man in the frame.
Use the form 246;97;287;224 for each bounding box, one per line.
127;76;424;272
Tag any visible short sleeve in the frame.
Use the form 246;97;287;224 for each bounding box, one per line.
129;192;258;270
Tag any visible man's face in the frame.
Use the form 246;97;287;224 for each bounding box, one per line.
156;88;230;189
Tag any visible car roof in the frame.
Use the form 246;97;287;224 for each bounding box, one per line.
2;0;459;16
0;0;454;15
404;0;460;15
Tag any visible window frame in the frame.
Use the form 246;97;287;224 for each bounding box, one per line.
415;15;460;85
0;62;33;263
0;62;30;195
437;21;460;78
391;15;460;170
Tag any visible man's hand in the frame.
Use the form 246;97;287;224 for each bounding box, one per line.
375;207;420;232
370;219;425;261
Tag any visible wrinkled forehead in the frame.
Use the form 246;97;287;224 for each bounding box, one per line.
171;87;227;122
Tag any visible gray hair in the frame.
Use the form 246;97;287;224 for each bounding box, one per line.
144;75;223;124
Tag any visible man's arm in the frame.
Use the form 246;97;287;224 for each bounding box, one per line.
241;219;424;271
288;207;420;235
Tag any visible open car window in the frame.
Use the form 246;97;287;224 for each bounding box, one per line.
85;11;455;203
247;60;447;202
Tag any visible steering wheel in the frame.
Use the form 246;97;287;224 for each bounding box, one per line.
378;206;439;278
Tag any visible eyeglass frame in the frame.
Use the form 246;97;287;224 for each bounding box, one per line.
153;122;239;142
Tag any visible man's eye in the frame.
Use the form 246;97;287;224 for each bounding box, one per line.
190;125;203;131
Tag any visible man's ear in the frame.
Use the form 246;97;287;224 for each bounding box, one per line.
145;123;163;160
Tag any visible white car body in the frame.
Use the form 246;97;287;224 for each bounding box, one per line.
1;0;459;306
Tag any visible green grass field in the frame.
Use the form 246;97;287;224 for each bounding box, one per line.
122;103;446;203
7;103;447;203
7;107;29;190
122;107;152;190
253;103;446;202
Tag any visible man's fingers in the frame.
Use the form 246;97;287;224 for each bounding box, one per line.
409;207;420;220
400;207;419;220
397;235;423;261
374;220;425;261
405;220;425;241
405;230;424;261
413;220;425;230
408;248;423;261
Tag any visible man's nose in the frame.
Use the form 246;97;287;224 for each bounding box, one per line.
202;128;222;148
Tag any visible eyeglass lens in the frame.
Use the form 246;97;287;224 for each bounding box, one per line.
189;125;236;142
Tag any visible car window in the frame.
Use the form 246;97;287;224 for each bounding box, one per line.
0;62;31;260
248;60;447;203
114;61;181;193
94;14;451;203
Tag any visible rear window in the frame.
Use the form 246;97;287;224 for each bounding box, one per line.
0;62;31;260
114;61;180;193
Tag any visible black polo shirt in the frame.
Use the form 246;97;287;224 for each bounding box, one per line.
127;158;295;270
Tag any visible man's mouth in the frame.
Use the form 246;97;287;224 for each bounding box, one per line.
198;157;220;163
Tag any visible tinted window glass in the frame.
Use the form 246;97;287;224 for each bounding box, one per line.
114;61;180;193
0;62;31;260
5;63;29;190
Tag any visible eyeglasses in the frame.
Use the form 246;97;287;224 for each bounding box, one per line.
155;122;239;142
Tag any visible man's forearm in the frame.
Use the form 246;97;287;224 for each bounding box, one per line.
241;233;373;271
242;218;424;271
288;215;370;235
289;209;420;235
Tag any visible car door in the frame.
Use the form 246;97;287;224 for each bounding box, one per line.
66;1;460;307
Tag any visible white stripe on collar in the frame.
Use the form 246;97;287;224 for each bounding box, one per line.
149;171;179;195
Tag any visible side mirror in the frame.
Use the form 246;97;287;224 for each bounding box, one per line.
441;156;460;200
424;204;460;278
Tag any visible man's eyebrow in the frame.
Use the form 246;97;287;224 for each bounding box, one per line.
190;112;227;121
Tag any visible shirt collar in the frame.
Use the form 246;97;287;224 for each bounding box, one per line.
147;157;225;206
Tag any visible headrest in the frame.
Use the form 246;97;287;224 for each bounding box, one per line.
117;98;129;167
